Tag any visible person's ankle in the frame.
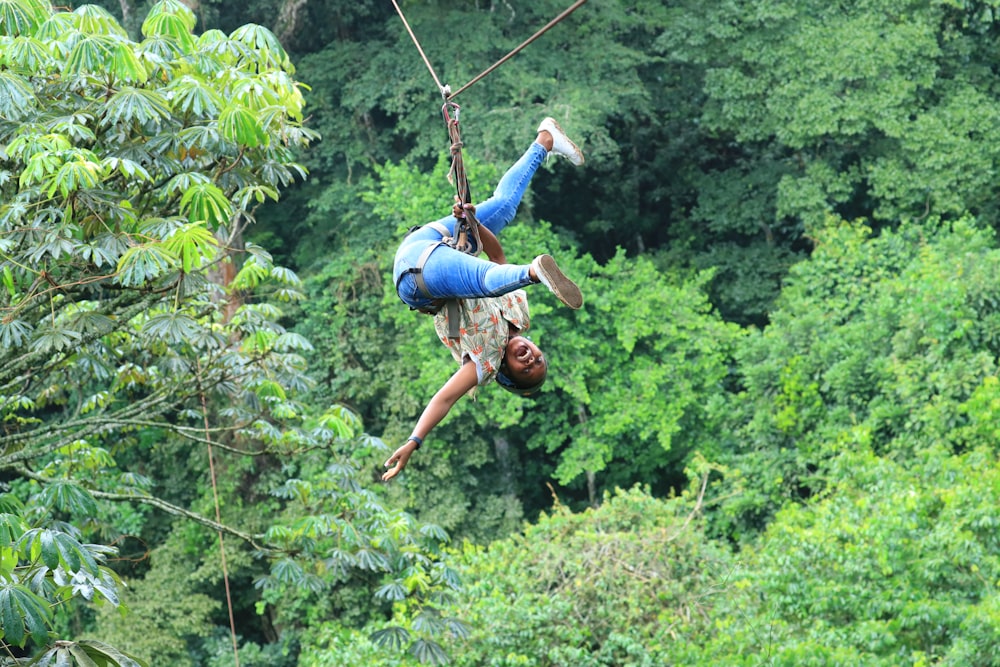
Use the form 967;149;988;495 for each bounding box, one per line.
536;131;554;152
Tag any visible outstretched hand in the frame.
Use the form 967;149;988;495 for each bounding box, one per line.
382;440;419;482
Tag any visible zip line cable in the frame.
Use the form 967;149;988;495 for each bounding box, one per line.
448;0;588;100
390;0;588;101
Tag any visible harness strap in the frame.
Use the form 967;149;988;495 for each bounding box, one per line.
412;241;440;298
411;241;461;339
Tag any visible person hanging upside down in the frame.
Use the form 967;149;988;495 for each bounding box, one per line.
383;117;585;481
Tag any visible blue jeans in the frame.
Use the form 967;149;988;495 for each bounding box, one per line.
393;142;546;310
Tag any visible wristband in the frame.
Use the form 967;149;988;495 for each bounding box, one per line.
407;435;423;450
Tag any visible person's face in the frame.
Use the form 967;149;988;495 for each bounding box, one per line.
504;335;547;385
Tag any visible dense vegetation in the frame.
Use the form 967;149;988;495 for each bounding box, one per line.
3;0;1000;665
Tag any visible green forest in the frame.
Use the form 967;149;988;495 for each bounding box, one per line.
2;0;1000;664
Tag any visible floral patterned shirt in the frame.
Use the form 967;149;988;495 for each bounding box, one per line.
434;290;531;395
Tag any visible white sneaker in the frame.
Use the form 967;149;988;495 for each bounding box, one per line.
537;117;584;166
531;254;583;309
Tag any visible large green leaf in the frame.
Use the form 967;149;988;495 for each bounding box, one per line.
37;481;98;517
144;0;195;33
115;243;176;286
0;581;50;647
72;4;126;37
219;103;268;147
33;10;73;42
29;325;83;353
179;181;233;227
161;221;218;273
168;75;224;118
229;23;291;71
110;40;148;84
140;11;194;52
140;311;200;344
5;35;53;70
49;152;104;197
0;512;25;548
100;87;172;127
0;0;48;37
26;640;148;667
63;34;114;75
0;70;35;118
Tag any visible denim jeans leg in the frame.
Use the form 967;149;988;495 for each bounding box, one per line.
474;142;548;237
422;246;533;299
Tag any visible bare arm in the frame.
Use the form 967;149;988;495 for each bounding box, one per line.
382;360;479;481
477;224;506;265
454;201;506;264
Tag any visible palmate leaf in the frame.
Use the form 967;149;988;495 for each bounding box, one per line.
145;0;196;33
410;638;450;666
115;243;176;286
18;528;99;573
161;221;218;273
33;11;73;48
27;640;148;667
370;626;411;652
229;75;280;111
0;512;25;548
102;157;151;183
37;481;98;517
0;70;36;119
101;87;172;128
233;184;279;212
140;311;200;345
0;0;48;38
6;36;53;70
374;581;407;602
229;23;291;71
64;35;115;76
6;129;70;160
49;154;104;197
176;125;224;155
230;255;270;290
219;103;268;147
0;319;32;348
169;76;224;118
72;4;127;37
140;11;194;52
0;581;51;648
18;149;60;188
47;113;97;143
162;170;209;195
29;325;82;353
110;41;147;84
179;181;233;227
138;34;185;61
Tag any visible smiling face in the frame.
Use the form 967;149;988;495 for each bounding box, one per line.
503;335;548;387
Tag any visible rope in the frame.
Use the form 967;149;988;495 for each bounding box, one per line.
389;0;447;98
442;100;482;255
389;0;588;101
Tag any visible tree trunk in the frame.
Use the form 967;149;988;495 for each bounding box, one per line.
577;403;599;508
492;433;517;499
273;0;309;48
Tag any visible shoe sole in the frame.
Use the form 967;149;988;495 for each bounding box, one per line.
536;255;583;309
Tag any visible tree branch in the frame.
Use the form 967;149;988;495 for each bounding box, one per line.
15;464;277;554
